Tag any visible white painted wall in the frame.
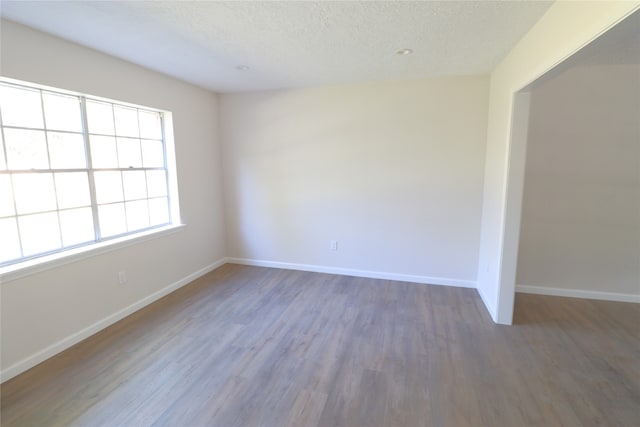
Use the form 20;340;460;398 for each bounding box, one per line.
517;64;640;299
0;20;226;378
220;77;488;286
476;1;640;324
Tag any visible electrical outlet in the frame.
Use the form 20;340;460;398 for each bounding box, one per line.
330;240;338;251
118;271;127;285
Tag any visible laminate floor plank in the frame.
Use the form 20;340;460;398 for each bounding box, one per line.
2;264;639;426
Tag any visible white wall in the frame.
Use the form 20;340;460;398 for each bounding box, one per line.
476;1;640;324
0;20;226;378
517;64;640;299
220;77;488;286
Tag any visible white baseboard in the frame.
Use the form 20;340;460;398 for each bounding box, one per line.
226;257;476;289
475;285;499;323
516;284;640;303
0;258;226;383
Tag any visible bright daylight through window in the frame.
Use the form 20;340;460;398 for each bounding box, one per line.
0;79;174;267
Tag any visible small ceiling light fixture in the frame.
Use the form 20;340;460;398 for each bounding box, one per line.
396;48;413;56
236;65;250;71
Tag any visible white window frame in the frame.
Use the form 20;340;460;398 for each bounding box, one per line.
0;77;183;282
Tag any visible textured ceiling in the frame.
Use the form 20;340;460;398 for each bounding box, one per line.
1;1;554;93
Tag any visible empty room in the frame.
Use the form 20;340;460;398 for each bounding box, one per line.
1;1;638;426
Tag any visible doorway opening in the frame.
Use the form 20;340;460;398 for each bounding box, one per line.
503;9;640;322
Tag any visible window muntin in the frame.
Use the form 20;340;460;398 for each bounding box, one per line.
0;79;172;267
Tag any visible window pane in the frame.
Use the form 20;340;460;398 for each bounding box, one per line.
86;100;115;135
1;80;173;265
60;207;94;246
89;135;118;168
48;132;86;169
149;197;169;226
42;92;82;132
126;200;149;231
55;172;91;209
94;171;123;204
141;139;165;168
117;137;142;168
114;105;139;137
0;175;15;217
13;173;56;214
19;211;62;256
98;202;126;237
146;170;167;198
139;110;162;139
0;84;44;128
4;129;49;170
122;170;147;201
0;217;21;263
0;131;6;170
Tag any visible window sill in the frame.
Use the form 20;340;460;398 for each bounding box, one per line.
0;224;186;284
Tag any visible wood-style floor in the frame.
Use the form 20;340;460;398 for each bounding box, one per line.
1;264;639;426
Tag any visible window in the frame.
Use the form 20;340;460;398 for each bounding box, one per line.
0;79;177;268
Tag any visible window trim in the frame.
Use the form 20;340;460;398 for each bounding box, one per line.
0;77;183;275
0;223;185;284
